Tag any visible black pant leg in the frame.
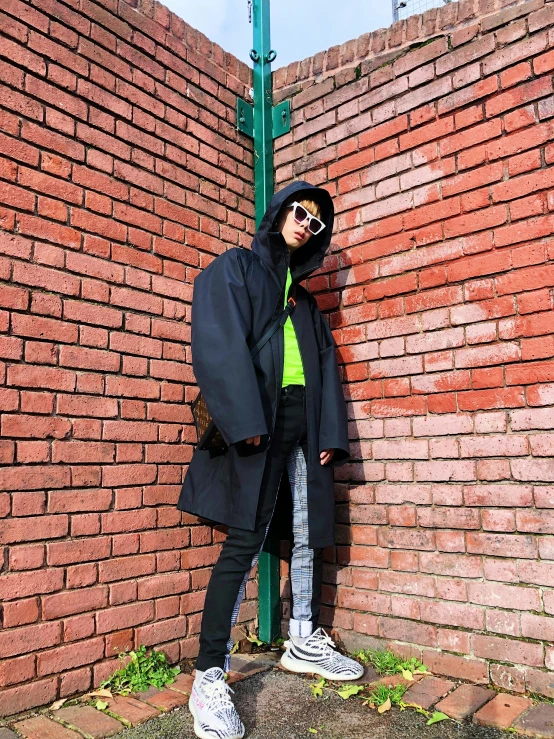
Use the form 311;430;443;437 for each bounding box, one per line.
195;386;305;672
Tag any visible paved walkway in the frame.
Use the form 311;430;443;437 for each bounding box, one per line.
3;651;554;738
120;668;505;739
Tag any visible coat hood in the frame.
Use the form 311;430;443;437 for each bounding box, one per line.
250;180;334;283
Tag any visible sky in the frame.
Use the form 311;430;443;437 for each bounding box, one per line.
161;1;394;69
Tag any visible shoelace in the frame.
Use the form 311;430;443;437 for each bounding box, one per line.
288;627;336;654
305;627;336;653
200;672;237;714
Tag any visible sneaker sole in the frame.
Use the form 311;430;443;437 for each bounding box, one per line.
280;651;365;682
188;695;245;739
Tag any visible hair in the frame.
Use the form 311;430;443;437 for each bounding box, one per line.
286;197;321;219
280;196;321;220
297;198;321;219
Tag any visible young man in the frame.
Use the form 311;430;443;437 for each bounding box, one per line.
177;181;363;739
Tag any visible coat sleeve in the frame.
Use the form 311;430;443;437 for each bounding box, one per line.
310;294;350;467
191;249;268;446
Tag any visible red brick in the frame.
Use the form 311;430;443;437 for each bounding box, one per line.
139;686;188;711
42;586;108;620
420;552;482;578
490;666;525;696
96;601;154;633
403;676;454;710
54;706;124;738
513;703;554;738
2;597;39;628
420;601;484;630
458;387;525;411
0;677;57;718
0;621;61;659
166;672;194;696
102;695;159;727
476;459;510;481
378;616;436;647
0;653;36;689
135;615;186;647
59;346;119;372
467;532;537;559
14;715;81;738
422;650;489;683
436;684;495;720
0;514;68;543
8;365;76;392
98;553;155;583
37;637;105;676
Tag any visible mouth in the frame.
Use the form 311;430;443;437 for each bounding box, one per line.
294;232;305;240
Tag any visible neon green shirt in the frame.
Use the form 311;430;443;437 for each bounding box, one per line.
282;268;305;386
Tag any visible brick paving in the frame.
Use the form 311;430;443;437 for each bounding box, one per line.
1;651;553;738
13;716;80;739
404;676;455;710
474;694;533;731
102;696;159;727
53;706;123;738
164;674;194;696
138;687;189;712
513;703;554;738
436;684;496;721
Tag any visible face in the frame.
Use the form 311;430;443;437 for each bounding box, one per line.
275;203;315;252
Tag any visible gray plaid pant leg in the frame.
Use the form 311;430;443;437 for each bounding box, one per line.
286;442;324;638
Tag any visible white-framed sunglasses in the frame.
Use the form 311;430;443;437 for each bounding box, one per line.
286;201;326;236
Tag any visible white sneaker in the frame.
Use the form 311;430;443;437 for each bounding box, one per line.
189;666;245;739
280;627;365;681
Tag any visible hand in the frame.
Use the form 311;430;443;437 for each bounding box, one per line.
320;448;335;465
245;435;261;446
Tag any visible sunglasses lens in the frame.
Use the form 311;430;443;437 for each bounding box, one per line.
309;218;324;234
293;204;308;222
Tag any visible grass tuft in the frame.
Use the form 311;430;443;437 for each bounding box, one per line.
366;682;408;707
351;648;427;677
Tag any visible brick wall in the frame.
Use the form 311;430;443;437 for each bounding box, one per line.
274;0;554;699
0;0;255;716
3;0;554;718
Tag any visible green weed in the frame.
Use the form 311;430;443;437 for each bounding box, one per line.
352;648;427;678
100;645;180;696
365;682;408;709
528;693;554;705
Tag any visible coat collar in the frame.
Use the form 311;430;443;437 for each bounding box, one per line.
250;181;334;284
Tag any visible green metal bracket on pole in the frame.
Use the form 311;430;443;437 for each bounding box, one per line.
236;0;290;645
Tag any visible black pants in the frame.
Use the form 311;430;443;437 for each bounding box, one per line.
195;384;324;672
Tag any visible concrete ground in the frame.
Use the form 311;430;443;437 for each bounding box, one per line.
120;667;505;739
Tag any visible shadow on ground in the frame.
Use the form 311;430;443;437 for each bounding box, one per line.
119;669;505;739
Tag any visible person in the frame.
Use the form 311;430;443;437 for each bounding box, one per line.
177;180;364;739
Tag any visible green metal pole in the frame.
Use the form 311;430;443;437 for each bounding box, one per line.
250;0;274;225
250;0;281;646
236;0;290;646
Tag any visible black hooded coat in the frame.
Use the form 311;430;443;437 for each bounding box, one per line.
177;180;350;549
